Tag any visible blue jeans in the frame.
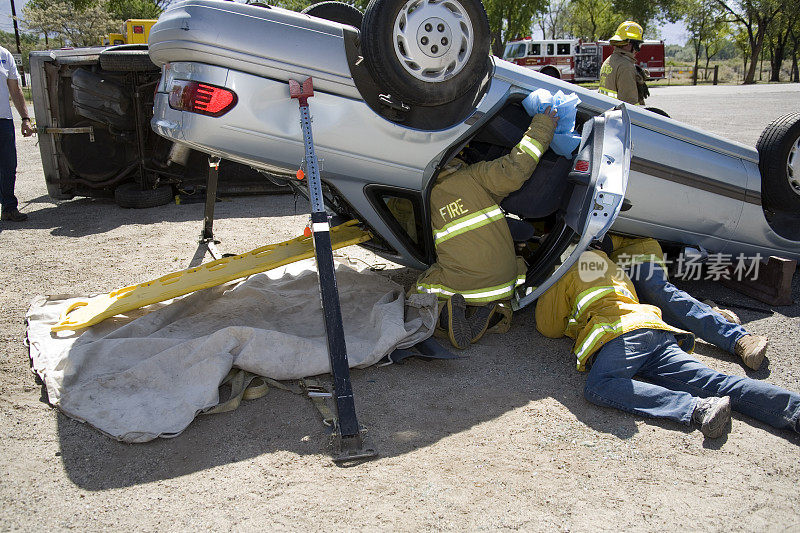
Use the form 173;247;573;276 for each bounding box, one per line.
0;119;19;211
584;329;800;431
628;262;747;353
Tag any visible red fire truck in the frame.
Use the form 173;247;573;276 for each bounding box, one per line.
502;38;665;82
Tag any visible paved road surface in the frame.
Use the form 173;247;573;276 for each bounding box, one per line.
646;83;800;146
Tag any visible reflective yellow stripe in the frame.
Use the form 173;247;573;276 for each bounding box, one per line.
433;206;504;246
627;254;668;272
417;277;521;303
517;136;544;162
598;87;618;98
574;320;624;368
571;285;634;321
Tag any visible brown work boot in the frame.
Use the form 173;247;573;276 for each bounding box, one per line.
0;209;28;222
466;302;498;343
485;303;513;335
692;396;731;439
703;300;741;325
735;334;768;370
440;294;471;350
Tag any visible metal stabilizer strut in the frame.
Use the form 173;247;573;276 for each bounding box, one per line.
290;77;377;464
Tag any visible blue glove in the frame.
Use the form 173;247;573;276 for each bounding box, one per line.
521;88;582;157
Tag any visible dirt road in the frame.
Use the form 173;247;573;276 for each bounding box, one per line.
1;86;799;531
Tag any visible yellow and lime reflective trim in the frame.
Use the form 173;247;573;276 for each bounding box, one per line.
572;285;635;319
598;87;618;98
517;135;545;162
627;254;668;272
433;205;504;246
574;320;624;368
417;274;526;304
566;285;635;328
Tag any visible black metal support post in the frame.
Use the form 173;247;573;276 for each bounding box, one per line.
201;156;222;260
290;77;375;462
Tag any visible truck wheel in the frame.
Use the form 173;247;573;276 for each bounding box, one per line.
115;182;174;208
100;44;159;72
756;112;800;212
361;0;490;106
301;2;363;28
540;66;560;79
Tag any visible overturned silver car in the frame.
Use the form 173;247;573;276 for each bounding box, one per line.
146;0;800;307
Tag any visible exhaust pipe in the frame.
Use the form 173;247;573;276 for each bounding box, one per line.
167;142;192;167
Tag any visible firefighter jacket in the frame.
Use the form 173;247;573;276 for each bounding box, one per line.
598;48;642;105
414;114;555;304
535;250;694;371
609;235;666;271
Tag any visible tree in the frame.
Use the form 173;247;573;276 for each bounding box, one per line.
682;0;726;84
484;0;549;56
733;26;751;76
21;0;59;46
535;0;570;39
0;30;45;71
563;0;621;40
703;24;731;78
790;21;800;82
264;0;317;10
23;0;120;48
610;0;682;34
106;0;166;20
716;0;784;84
765;9;792;81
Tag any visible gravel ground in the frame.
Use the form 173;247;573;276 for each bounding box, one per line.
1;85;799;531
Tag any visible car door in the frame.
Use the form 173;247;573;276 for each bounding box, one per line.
515;104;632;309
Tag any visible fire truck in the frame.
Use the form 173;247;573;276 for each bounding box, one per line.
502;38;665;82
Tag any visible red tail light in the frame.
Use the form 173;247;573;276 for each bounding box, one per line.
574;160;590;172
168;80;237;117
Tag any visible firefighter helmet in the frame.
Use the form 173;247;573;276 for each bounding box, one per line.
609;21;644;44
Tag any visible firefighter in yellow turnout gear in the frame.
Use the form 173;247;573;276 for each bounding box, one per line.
415;108;558;349
535;249;800;439
598;20;648;105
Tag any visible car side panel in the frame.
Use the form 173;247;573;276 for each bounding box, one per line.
153;62;514;268
612;124;746;251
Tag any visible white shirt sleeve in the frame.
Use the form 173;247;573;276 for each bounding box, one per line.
5;50;20;80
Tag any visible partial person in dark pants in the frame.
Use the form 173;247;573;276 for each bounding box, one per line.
609;236;768;370
535;249;800;439
1;45;35;222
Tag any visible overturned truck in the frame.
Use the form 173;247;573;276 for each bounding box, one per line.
29;45;288;208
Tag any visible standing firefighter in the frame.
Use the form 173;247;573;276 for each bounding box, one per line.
598;21;649;105
414;107;558;349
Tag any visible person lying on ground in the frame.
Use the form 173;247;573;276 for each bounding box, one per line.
534;248;800;439
608;235;768;370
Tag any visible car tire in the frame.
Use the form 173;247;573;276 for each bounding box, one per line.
115;182;174;208
361;0;490;106
100;44;159;72
301;1;363;28
645;106;670;118
756;112;800;212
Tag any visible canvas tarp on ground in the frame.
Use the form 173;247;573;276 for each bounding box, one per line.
26;259;437;442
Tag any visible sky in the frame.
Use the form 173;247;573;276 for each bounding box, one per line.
1;0;689;46
0;0;28;35
658;20;688;45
